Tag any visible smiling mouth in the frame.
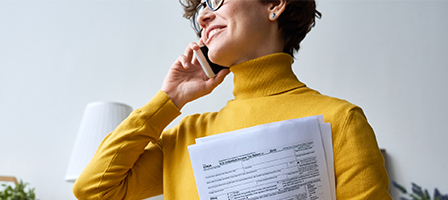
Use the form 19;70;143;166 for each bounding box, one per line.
206;27;226;44
209;28;221;38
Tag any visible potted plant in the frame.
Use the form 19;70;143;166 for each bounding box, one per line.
0;179;36;200
393;181;448;200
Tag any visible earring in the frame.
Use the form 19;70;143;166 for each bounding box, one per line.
270;13;276;19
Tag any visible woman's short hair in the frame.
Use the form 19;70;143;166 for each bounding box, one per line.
180;0;322;58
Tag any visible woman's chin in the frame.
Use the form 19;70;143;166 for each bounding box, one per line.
207;48;231;67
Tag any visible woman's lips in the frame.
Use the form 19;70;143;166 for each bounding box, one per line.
206;26;226;45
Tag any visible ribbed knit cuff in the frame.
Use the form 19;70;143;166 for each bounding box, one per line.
132;90;182;139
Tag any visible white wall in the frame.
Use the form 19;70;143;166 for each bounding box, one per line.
0;1;446;199
298;1;448;199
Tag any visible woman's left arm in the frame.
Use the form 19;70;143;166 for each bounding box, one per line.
333;107;392;200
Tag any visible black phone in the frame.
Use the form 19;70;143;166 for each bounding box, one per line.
194;45;228;78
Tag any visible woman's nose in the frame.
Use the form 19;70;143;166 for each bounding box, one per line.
197;7;215;30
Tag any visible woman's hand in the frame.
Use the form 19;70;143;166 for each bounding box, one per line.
161;42;230;110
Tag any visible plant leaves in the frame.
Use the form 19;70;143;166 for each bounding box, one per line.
435;188;442;198
393;181;408;194
412;182;424;197
0;179;36;200
423;189;430;200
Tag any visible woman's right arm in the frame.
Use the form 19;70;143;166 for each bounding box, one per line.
72;90;181;199
72;42;229;199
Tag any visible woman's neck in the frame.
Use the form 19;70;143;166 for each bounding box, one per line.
230;53;305;100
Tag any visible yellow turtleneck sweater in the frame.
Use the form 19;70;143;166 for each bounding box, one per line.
73;53;391;200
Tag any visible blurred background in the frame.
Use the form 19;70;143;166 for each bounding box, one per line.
0;0;447;199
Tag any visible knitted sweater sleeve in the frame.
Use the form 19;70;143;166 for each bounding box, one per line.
333;107;391;199
73;90;181;200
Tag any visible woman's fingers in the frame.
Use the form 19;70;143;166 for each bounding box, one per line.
177;55;190;69
183;42;200;67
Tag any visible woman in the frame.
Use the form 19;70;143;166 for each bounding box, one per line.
73;0;392;199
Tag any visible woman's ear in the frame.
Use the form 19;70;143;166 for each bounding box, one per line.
268;0;286;21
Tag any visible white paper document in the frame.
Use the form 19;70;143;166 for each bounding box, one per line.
188;115;336;200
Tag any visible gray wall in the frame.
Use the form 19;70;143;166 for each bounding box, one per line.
1;1;447;199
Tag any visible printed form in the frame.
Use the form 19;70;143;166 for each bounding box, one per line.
188;115;336;200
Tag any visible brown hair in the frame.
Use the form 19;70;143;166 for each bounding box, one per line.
180;0;321;58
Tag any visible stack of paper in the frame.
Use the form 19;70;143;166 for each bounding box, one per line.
188;115;336;200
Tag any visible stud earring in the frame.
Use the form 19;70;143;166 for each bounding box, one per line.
270;13;276;19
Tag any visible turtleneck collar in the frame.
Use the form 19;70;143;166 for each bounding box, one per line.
230;53;305;100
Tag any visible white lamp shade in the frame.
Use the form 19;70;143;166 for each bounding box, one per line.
65;102;132;182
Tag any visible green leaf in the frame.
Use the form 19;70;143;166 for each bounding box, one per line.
423;189;431;200
412;183;424;197
393;181;408;194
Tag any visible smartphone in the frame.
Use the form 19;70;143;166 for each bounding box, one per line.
194;45;228;78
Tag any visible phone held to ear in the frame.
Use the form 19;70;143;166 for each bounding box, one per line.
194;45;228;78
